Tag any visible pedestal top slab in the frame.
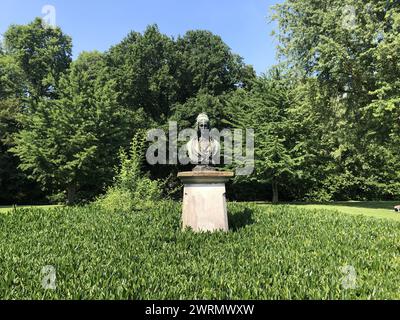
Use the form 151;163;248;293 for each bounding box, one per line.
178;171;234;178
178;171;234;184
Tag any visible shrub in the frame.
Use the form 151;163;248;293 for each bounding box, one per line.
97;133;161;212
96;186;134;213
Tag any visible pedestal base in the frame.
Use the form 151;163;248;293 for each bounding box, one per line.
178;171;234;232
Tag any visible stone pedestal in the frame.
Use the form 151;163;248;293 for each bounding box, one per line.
177;171;234;232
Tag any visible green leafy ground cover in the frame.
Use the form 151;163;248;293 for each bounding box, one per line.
1;202;400;299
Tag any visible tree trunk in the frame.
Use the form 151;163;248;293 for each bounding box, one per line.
66;184;76;206
272;181;279;204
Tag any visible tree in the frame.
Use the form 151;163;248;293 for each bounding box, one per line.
106;25;178;123
106;26;256;124
170;91;226;129
272;0;400;200
3;17;72;100
0;18;73;204
175;30;255;100
224;71;304;203
11;52;133;204
0;54;29;203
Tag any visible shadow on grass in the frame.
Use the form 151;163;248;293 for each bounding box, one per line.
228;208;255;231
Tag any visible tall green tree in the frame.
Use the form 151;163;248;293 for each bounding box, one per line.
107;26;255;124
0;18;72;204
11;52;132;204
224;71;304;203
175;30;255;100
272;0;400;200
3;17;72;100
0;53;40;203
106;25;178;123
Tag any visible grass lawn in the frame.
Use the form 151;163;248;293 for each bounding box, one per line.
0;205;61;213
259;201;400;222
1;201;400;299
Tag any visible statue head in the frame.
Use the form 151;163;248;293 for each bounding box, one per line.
196;113;210;132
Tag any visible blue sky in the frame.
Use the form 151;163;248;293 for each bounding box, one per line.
0;0;281;74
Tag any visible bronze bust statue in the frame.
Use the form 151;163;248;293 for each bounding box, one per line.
187;113;220;171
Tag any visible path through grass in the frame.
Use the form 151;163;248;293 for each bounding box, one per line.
0;205;61;213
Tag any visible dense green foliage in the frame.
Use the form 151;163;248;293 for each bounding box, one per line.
0;22;254;204
0;18;72;204
271;0;400;201
0;54;25;201
1;0;399;204
105;26;252;123
224;70;304;202
11;52;132;204
3;18;72;100
1;203;400;299
97;134;162;212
